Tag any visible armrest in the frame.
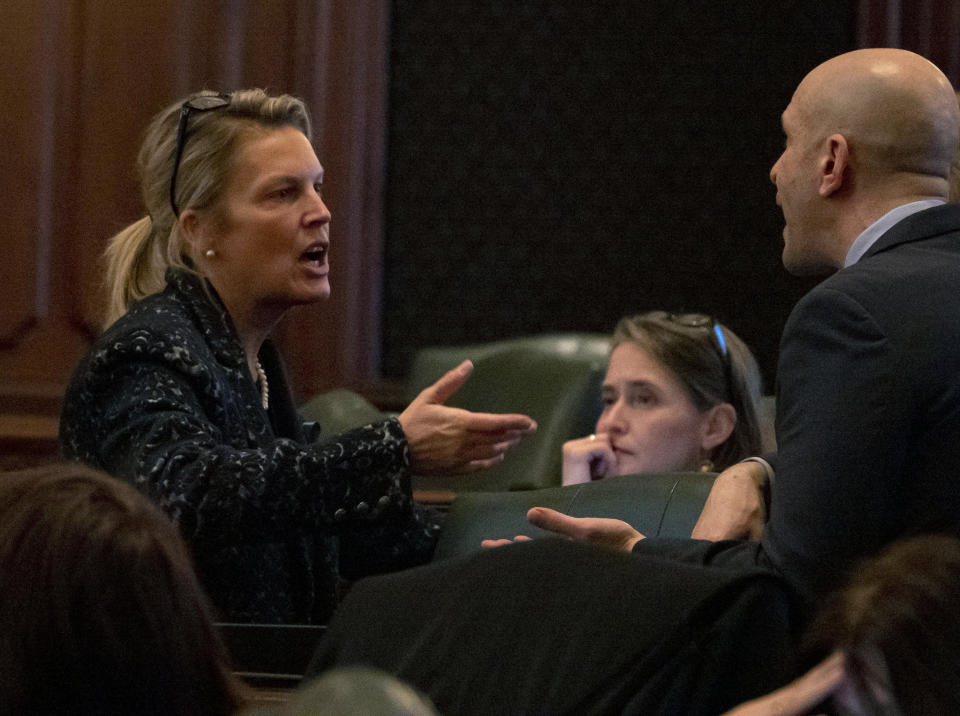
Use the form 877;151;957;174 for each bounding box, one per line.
432;471;715;561
217;622;326;687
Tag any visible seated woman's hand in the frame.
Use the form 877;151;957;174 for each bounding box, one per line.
398;360;537;475
561;433;616;485
526;507;645;552
720;651;846;716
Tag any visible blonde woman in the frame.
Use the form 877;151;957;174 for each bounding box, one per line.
60;90;535;624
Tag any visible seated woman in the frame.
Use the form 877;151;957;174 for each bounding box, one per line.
0;462;244;716
59;89;535;624
562;311;764;485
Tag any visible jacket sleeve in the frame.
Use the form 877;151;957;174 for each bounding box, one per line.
337;503;444;579
60;337;417;550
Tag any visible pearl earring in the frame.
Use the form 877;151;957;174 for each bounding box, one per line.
204;249;216;258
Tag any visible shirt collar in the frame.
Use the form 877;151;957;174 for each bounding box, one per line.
844;199;945;267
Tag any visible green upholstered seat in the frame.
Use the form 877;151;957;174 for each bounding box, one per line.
299;389;391;440
407;334;610;492
405;333;610;404
432;471;716;561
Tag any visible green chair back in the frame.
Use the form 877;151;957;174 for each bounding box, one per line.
407;334;609;492
299;389;391;440
406;333;609;403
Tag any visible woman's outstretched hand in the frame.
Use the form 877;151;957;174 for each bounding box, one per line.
399;360;537;475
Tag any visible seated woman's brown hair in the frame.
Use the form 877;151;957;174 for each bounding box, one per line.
0;462;244;716
725;533;960;715
807;533;960;714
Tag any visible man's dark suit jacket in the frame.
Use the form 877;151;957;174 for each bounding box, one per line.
634;202;960;603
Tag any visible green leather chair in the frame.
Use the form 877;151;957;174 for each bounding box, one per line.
299;389;391;440
406;333;610;492
432;471;716;561
405;333;610;403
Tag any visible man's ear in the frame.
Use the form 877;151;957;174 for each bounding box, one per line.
700;403;737;452
818;134;849;197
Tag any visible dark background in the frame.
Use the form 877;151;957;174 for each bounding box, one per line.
381;0;856;391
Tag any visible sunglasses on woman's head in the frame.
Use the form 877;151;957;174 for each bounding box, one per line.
169;92;232;217
661;312;735;401
662;312;729;360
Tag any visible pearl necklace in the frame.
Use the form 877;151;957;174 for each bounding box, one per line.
255;360;270;410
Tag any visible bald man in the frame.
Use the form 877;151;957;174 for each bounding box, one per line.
311;50;960;714
529;47;960;603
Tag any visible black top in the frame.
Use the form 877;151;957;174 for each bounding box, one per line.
60;269;440;623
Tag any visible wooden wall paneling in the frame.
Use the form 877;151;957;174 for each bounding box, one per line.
67;2;181;336
909;0;960;85
324;0;390;394
0;2;48;348
177;1;245;92
36;1;388;388
856;0;901;47
270;1;390;402
0;0;92;392
0;3;72;465
235;2;302;88
896;0;938;59
1;1;391;468
858;0;960;86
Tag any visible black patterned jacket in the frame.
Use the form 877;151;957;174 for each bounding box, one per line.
60;269;440;624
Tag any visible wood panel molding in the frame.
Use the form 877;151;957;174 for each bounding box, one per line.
1;1;388;410
858;0;960;85
1;2;389;467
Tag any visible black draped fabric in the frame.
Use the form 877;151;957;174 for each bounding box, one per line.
60;269;440;624
309;538;802;715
